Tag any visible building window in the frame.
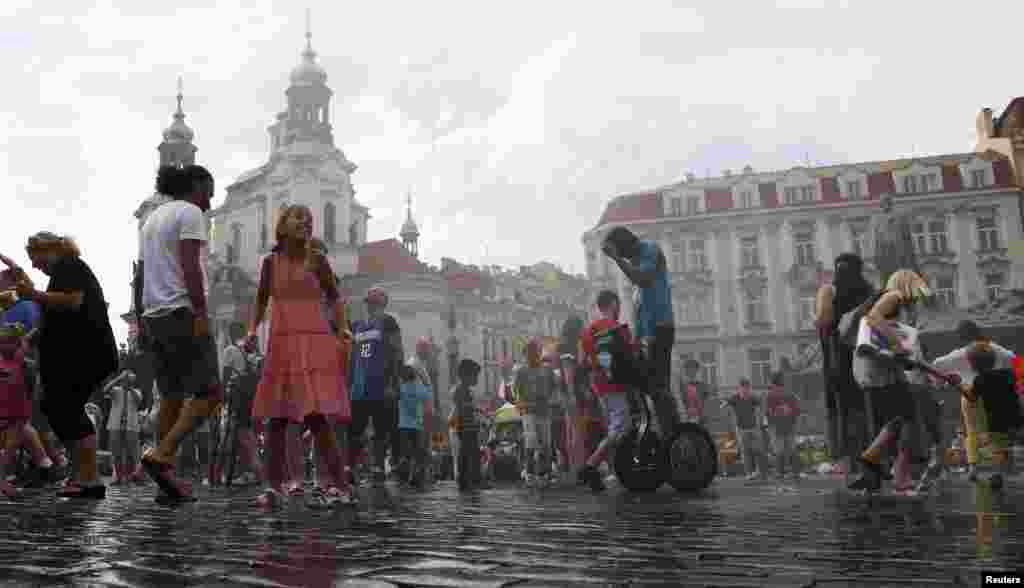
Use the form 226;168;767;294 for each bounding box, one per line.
970;168;989;189
850;226;869;258
745;287;767;324
685;196;701;216
977;217;1000;251
679;293;712;325
700;350;718;387
795;296;816;330
933;275;956;307
911;219;949;255
738;189;756;209
784;185;816;204
985;273;1005;301
228;224;242;264
671;240;685;273
349;222;359;246
670;197;683;216
793;231;816;266
687;239;706;270
748;348;773;388
846;180;864;200
740;236;760;268
783;187;798;205
323;202;336;244
903;173;939;194
679;350;719;386
258;205;268;251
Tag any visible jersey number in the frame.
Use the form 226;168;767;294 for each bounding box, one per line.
360;343;373;358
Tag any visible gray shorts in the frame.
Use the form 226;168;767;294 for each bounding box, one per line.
144;308;220;401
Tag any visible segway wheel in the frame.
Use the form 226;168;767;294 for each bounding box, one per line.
614;428;666;492
664;422;718;492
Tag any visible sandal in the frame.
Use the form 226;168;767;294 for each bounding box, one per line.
0;479;21;499
256;487;286;509
141;450;195;502
58;483;106;500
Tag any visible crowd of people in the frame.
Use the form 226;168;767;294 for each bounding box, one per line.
1;162;1021;511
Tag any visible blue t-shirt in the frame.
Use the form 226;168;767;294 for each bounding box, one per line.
2;300;41;332
398;379;433;431
634;240;674;338
350;316;398;401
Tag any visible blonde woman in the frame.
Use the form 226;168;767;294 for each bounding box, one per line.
848;269;932;493
12;232;119;499
244;204;353;508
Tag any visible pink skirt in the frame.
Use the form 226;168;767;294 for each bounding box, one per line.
252;331;351;424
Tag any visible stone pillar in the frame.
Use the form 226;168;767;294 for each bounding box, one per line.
953;209;979;306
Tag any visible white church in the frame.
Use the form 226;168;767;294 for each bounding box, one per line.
129;25;371;352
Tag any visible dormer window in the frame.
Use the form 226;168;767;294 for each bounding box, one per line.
670;196;683;216
902;174;938;193
960;158;994;190
895;163;943;195
733;183;758;209
839;172;868;201
685;195;702;216
783;185;816;205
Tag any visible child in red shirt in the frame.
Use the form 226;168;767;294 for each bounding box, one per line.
577;290;637;492
764;371;802;480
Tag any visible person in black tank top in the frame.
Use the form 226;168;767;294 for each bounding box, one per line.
816;254;874;477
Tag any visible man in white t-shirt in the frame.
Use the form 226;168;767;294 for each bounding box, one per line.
133;164;223;503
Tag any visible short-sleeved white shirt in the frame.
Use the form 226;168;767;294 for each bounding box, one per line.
139;200;210;317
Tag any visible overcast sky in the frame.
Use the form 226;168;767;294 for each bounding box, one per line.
3;0;1023;344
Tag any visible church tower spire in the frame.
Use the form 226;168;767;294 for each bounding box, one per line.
400;189;420;259
283;9;334;148
158;76;197;168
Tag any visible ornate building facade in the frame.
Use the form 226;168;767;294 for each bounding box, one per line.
581;97;1024;397
204;27;371;348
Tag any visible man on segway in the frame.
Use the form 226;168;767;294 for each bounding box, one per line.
601;227;718;492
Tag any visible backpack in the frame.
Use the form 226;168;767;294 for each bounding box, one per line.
592;323;637;386
837;290;885;347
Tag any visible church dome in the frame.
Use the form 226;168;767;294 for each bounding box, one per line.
290;42;327;87
163;113;194;143
401;215;419;236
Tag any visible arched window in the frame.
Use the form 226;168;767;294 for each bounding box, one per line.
349;221;359;245
324;202;336;244
258;204;268;251
229;224;242;264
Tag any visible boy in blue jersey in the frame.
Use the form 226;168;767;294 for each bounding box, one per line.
349;287;404;483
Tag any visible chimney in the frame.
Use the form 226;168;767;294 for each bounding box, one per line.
723;169;732;177
685;172;696;183
977;107;995;139
743;165;754;174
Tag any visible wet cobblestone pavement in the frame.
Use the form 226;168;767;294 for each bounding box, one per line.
1;473;1022;587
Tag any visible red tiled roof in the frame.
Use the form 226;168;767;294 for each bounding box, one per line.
595;192;662;226
357;239;424;275
592;152;1018;229
447;271;483;292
